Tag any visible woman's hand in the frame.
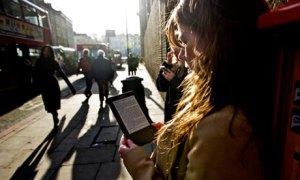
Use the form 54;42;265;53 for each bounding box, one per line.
162;69;175;81
166;51;174;64
119;122;164;158
119;135;138;158
151;122;164;130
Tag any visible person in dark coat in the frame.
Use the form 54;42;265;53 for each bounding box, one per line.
156;47;188;123
77;48;93;97
127;53;139;76
35;45;76;128
91;49;114;108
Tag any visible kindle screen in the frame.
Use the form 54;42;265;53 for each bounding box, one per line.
112;95;149;134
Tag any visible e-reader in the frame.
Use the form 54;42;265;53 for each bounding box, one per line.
107;91;155;145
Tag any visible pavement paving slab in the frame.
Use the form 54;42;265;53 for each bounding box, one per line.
0;149;21;168
96;162;124;180
95;126;120;143
55;164;100;180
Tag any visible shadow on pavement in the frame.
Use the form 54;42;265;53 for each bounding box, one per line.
60;77;85;98
116;67;126;71
41;100;121;179
10;129;56;180
71;105;121;179
41;101;89;179
24;77;126;179
109;86;120;96
144;87;164;111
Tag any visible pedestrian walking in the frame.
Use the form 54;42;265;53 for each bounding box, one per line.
35;45;76;129
119;0;270;179
109;58;117;88
91;49;115;108
77;48;93;97
156;46;188;123
127;53;139;76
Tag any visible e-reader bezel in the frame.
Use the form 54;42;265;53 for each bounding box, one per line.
107;91;155;145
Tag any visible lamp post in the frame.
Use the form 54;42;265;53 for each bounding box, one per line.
105;30;116;58
125;4;130;58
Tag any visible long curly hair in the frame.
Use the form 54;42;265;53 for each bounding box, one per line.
157;0;269;146
40;45;55;61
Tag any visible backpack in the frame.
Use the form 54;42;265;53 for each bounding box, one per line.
79;57;91;73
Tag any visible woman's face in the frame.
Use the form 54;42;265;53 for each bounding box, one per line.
177;23;197;68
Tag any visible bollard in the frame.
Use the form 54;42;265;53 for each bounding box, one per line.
121;76;149;117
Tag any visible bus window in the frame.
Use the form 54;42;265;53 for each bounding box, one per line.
16;47;23;57
37;11;48;28
22;3;38;26
2;0;22;19
29;48;40;66
0;0;4;12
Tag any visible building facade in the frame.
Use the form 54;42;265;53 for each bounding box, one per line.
74;33;98;45
106;34;141;58
138;0;177;79
29;0;75;48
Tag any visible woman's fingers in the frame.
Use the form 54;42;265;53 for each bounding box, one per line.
162;70;175;81
152;122;164;130
126;139;138;149
118;135;138;158
120;135;127;146
119;144;128;158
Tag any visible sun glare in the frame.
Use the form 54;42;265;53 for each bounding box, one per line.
44;0;140;36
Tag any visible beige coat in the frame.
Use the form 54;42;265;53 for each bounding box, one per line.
122;106;264;180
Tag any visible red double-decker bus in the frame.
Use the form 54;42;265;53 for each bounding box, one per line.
0;0;52;92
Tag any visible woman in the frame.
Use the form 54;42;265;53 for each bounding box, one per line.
119;0;270;179
35;45;76;128
156;46;188;123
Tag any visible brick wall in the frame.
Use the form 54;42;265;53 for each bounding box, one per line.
143;0;167;81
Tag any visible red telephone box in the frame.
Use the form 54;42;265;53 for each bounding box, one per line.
258;1;300;179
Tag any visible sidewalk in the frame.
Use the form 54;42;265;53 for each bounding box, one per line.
0;64;164;180
0;74;85;135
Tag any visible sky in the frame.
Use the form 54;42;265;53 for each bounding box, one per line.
44;0;140;36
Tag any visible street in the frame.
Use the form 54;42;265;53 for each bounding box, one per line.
0;64;164;179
